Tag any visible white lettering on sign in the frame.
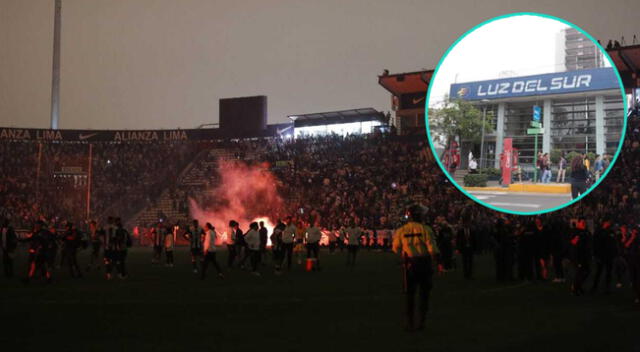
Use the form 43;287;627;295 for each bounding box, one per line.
473;74;594;98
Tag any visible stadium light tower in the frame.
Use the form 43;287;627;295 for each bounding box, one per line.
50;0;61;130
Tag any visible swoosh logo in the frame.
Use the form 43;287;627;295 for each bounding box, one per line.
79;133;98;140
412;96;425;105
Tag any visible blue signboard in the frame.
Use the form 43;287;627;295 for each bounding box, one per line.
533;105;541;121
450;67;618;101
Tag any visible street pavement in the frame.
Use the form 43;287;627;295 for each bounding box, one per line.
468;191;572;213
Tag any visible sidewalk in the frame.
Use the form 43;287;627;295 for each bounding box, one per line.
464;180;571;194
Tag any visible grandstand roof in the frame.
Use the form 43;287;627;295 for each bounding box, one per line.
378;70;434;95
288;108;384;127
607;44;640;90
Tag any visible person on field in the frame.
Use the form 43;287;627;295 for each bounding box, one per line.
244;222;262;276
345;220;362;267
184;219;205;274
201;223;224;280
393;205;441;332
305;219;322;270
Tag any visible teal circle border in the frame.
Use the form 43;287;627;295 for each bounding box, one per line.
424;12;629;216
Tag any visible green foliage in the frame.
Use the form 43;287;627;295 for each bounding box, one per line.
550;149;563;164
478;167;501;177
463;173;488;187
566;151;581;165
431;98;494;144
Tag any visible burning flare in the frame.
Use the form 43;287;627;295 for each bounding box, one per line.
189;159;284;245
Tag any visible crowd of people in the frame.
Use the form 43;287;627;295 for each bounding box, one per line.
0;141;205;229
1;109;640;310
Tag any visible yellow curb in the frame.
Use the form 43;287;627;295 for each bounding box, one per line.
508;183;570;193
463;183;571;194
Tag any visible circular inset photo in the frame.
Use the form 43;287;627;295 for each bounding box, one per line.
426;13;627;215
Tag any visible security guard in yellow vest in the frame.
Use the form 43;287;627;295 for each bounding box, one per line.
393;205;440;332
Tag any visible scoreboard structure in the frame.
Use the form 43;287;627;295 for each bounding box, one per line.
378;70;433;135
219;95;268;138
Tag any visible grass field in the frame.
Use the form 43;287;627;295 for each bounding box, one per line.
1;247;638;352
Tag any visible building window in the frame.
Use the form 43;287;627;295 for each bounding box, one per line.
504;102;541;165
550;97;596;154
603;95;624;154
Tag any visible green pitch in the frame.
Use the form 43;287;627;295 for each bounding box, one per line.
0;248;637;351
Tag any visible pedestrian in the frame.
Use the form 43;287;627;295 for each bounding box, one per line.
541;153;551;184
593;154;604;181
556;154;567;183
570;155;589;200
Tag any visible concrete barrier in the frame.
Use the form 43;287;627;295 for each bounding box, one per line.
463;183;571;194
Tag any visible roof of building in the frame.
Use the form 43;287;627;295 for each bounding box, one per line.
607;44;640;90
378;70;434;95
288;108;385;127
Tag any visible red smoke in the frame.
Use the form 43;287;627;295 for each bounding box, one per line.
189;159;284;245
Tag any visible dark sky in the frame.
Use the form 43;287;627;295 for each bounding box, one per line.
1;0;637;130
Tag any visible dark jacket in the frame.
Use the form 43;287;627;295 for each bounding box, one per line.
0;226;18;252
593;227;616;260
456;227;476;253
259;227;268;250
571;164;589;182
570;228;591;263
62;230;85;251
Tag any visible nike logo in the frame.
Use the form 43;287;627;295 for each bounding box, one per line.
79;133;98;140
412;97;425;105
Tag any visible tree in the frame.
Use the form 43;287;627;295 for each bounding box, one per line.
430;97;494;165
550;149;563;164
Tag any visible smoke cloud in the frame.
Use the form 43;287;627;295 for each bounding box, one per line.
189;159;284;244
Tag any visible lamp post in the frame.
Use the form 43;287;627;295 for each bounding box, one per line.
479;99;490;170
50;0;61;130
